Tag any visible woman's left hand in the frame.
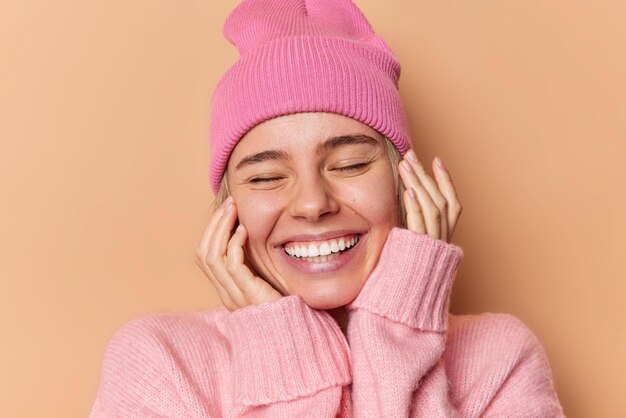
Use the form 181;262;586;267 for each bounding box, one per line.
398;150;463;243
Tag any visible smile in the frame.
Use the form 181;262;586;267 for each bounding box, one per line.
283;234;360;263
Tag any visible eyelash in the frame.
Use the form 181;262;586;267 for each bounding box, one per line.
248;163;369;183
249;177;283;183
336;162;368;172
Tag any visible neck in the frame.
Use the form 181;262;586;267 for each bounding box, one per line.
326;306;349;336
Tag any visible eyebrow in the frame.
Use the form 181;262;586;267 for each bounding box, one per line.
234;134;380;170
235;150;290;170
315;134;380;155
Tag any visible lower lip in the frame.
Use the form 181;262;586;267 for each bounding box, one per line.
277;235;365;275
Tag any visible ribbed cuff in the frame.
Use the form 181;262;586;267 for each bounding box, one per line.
222;295;351;406
348;228;464;332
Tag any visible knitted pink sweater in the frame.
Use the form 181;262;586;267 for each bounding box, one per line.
90;228;564;417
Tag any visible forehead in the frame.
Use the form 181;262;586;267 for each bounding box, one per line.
229;112;384;159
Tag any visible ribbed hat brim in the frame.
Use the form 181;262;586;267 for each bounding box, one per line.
209;35;411;193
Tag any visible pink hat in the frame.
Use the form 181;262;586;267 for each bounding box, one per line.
209;0;412;193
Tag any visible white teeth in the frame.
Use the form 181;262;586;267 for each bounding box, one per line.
284;235;360;260
319;243;331;256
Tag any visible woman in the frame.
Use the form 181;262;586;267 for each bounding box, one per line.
90;0;564;416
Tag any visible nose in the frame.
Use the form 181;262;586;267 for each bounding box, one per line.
288;175;339;222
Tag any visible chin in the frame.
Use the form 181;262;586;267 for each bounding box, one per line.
294;280;363;310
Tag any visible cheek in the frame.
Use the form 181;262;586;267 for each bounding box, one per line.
341;173;400;226
234;193;282;248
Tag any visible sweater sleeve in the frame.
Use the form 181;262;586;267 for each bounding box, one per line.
346;227;564;417
218;295;353;417
346;227;463;417
89;295;352;418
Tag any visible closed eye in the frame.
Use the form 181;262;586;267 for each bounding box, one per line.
335;162;369;172
249;176;283;183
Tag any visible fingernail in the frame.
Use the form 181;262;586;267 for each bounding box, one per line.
401;160;413;173
408;187;417;199
435;157;446;170
406;150;418;163
235;224;244;233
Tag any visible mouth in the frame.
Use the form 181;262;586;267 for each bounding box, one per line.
282;234;361;263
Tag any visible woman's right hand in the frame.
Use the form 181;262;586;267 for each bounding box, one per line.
194;196;282;311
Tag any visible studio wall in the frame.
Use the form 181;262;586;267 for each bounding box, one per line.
1;1;624;416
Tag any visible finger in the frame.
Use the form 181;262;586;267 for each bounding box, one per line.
195;196;233;263
199;260;237;311
212;280;238;311
405;150;449;241
206;197;237;262
399;159;441;239
432;157;463;242
194;197;232;305
403;187;426;234
227;224;281;305
194;197;242;308
194;243;238;310
206;200;247;307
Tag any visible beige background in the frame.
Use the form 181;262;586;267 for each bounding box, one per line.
1;0;624;416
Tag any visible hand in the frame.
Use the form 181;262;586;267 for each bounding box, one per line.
194;196;282;311
398;150;463;243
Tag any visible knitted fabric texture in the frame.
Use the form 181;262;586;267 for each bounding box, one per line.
208;0;412;192
90;229;565;416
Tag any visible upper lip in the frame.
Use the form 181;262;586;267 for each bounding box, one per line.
276;230;364;246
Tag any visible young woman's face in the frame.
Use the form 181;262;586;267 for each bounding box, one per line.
227;112;400;310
